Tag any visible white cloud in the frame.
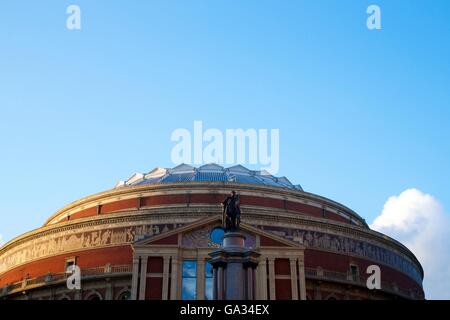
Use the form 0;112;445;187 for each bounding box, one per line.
371;188;450;299
0;234;3;246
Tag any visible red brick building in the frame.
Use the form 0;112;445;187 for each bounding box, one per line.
0;164;424;300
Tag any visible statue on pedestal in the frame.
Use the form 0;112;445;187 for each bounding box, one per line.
222;191;241;232
212;191;259;300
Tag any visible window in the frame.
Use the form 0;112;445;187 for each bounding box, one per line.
205;261;213;300
65;257;77;273
349;264;359;281
210;227;224;246
118;291;131;300
181;260;197;300
86;293;102;300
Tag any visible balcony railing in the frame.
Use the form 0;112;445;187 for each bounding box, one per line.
305;267;422;300
0;264;132;298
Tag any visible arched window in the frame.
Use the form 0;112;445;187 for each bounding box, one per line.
117;291;131;300
85;292;102;300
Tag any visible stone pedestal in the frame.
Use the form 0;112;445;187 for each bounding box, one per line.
209;232;260;300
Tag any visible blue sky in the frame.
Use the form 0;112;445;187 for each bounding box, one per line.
0;1;449;298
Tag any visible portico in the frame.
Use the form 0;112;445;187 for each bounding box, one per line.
131;216;306;300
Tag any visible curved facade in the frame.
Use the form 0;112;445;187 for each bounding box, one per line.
0;164;425;300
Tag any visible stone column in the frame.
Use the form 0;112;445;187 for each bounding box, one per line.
298;260;306;300
170;256;180;300
268;257;276;300
197;256;206;300
162;255;170;300
246;267;254;299
226;261;246;299
210;232;260;300
212;268;218;300
256;257;267;300
217;266;224;300
314;282;321;300
105;282;113;300
290;258;299;300
74;290;82;301
131;257;140;300
139;257;148;300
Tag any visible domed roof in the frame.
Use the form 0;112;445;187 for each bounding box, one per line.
114;164;303;191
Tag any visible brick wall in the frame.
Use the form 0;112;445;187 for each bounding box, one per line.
0;245;132;287
54;192;356;225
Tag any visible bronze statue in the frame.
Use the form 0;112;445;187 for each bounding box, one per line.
222;191;241;232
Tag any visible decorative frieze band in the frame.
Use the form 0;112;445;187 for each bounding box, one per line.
0;209;422;287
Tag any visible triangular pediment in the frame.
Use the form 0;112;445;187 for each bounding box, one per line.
126;172;144;185
134;216;304;249
198;163;225;172
144;167;167;179
227;165;252;175
169;163;195;173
